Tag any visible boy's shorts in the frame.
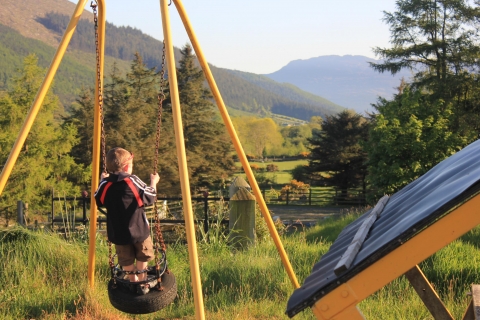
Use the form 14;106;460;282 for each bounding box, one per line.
115;236;154;266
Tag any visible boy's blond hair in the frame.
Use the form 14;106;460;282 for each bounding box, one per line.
106;147;132;173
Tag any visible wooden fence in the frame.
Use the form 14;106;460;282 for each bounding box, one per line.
50;195;230;234
261;187;367;206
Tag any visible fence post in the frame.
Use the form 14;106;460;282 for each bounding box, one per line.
309;188;312;206
229;187;256;249
82;190;88;225
286;189;289;206
203;191;209;234
51;191;54;228
17;200;24;226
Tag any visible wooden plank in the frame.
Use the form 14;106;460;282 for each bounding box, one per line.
405;265;454;320
334;195;389;275
472;284;480;319
462;300;474;320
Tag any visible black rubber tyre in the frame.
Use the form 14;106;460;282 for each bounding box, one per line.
108;271;177;314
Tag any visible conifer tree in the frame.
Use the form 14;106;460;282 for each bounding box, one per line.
308;110;369;195
64;87;95;168
102;54;160;179
0;55;84;212
161;44;234;193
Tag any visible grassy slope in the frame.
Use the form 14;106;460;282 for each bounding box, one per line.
0;23;131;109
228;69;344;114
2;210;480;319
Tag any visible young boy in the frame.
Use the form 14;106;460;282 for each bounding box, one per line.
94;147;160;282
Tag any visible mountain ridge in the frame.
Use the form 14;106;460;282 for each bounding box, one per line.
265;54;412;114
0;0;345;121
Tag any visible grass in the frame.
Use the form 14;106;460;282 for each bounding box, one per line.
2;208;480;319
235;160;308;185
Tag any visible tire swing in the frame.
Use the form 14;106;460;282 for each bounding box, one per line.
90;2;177;314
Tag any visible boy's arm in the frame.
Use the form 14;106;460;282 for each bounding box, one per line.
150;173;160;191
130;175;158;206
94;180;109;207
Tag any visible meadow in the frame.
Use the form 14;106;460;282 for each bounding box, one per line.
235;159;308;185
2;208;480;319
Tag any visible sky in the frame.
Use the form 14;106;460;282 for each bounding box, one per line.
71;0;397;74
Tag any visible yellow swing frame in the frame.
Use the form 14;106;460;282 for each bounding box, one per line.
0;1;300;319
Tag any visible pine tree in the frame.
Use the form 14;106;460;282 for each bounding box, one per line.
102;54;160;180
308;110;369;195
161;44;234;193
0;55;84;212
371;0;480;135
64;87;95;167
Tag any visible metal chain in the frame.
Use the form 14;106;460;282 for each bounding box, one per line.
91;1;106;174
153;42;167;281
91;1;114;279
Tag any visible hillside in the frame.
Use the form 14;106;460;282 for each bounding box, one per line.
265;55;413;114
0;0;344;120
227;69;344;115
0;24;131;107
0;0;92;48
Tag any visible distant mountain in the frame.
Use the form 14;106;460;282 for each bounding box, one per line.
0;0;343;121
209;67;344;120
225;70;344;115
265;55;412;114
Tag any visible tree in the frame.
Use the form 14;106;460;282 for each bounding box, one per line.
365;85;467;198
0;55;84;212
64;87;95;168
101;54;160;180
308;110;369;193
232;117;284;157
370;0;480;135
161;44;235;193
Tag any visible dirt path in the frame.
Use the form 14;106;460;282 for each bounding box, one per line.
266;205;346;223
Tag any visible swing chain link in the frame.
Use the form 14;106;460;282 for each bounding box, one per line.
91;1;114;280
91;0;107;174
153;42;167;281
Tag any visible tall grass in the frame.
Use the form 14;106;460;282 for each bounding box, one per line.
2;209;480;319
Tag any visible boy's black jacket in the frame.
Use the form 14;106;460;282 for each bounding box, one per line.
94;172;157;245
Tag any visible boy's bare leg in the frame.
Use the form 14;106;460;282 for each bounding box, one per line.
123;264;138;282
136;261;148;281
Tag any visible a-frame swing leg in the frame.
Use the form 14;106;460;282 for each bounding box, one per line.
171;0;300;290
88;0;106;289
159;1;205;319
0;0;90;197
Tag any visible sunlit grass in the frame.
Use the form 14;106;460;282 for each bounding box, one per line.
2;209;480;319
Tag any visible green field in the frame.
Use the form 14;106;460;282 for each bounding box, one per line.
3;209;480;319
235;159;308;185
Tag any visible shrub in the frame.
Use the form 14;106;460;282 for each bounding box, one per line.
266;164;279;172
279;179;310;201
250;164;261;171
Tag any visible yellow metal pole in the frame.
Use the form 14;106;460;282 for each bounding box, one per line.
88;0;106;289
172;0;300;289
0;0;89;196
160;1;205;319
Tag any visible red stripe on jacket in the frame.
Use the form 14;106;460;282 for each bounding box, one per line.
100;182;113;205
124;177;144;207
